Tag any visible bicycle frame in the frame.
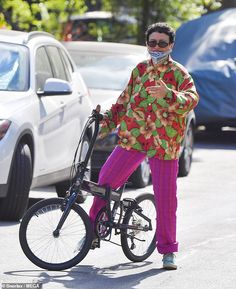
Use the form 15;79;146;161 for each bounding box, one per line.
53;109;153;240
19;109;157;270
54;110;102;233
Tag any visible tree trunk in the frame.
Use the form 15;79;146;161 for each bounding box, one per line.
137;0;150;45
221;0;236;8
2;8;20;30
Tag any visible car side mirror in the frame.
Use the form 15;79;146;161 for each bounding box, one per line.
37;78;72;96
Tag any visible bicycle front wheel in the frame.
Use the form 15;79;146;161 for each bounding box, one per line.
121;193;156;262
19;198;93;270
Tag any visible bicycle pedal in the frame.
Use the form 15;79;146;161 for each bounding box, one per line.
90;238;100;250
131;243;136;250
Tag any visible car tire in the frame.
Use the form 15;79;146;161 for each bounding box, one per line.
55;135;91;203
130;158;150;188
0;143;32;221
178;122;194;177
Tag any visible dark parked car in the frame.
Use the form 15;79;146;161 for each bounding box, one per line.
64;41;196;187
172;8;236;130
62;10;136;43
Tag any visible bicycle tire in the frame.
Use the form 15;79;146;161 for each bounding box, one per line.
121;193;156;262
19;198;93;270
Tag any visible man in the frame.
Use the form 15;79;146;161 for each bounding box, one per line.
89;22;199;270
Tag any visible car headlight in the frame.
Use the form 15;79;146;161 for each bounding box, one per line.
0;119;11;140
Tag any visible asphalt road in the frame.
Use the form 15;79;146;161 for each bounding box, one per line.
1;128;236;289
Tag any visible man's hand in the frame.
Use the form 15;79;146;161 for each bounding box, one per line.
146;79;169;99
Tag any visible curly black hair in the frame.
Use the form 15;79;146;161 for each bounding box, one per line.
145;22;175;44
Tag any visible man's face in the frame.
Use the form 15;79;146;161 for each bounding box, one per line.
146;32;174;52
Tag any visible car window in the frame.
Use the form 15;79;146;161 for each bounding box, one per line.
35;46;53;92
46;46;68;81
0;42;29;91
59;48;74;82
71;52;142;90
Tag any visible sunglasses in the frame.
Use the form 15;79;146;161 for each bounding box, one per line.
147;39;169;48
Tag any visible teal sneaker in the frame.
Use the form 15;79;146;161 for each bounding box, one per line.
162;253;177;270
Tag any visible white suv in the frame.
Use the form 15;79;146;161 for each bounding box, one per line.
0;30;93;221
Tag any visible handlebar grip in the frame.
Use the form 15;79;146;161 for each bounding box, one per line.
91;109;104;121
97;113;104;121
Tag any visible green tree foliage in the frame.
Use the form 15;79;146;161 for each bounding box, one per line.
102;0;223;44
0;0;87;38
0;0;235;42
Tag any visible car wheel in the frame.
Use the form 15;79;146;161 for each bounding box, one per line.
0;143;32;221
130;158;150;188
55;135;91;203
178;122;194;177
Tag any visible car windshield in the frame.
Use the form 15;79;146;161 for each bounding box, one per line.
70;52;143;90
0;43;29;91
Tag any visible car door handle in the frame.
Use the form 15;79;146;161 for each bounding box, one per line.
60;101;66;109
78;93;84;104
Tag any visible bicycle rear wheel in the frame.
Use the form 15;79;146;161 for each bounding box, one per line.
19;198;93;270
121;193;156;262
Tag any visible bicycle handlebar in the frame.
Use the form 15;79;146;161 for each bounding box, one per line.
90;107;104;122
72;108;104;187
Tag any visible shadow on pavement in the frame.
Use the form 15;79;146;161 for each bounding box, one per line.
4;261;166;289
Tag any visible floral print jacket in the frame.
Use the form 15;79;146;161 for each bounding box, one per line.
100;56;199;160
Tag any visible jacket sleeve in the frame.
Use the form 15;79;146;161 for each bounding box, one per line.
99;69;134;138
166;67;199;115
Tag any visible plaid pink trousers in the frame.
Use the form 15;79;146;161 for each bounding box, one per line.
89;146;179;254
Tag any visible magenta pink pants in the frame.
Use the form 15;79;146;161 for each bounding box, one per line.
89;146;179;254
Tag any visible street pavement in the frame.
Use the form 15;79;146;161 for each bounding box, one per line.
1;129;236;289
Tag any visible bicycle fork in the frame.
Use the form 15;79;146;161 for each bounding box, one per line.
52;192;77;237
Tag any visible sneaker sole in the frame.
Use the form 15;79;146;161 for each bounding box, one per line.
163;263;177;270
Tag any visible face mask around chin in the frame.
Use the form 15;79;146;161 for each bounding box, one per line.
148;49;172;63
